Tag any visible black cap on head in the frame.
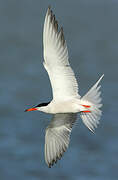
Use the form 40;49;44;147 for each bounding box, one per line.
35;102;50;107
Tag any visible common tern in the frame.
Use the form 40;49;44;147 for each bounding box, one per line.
25;7;104;168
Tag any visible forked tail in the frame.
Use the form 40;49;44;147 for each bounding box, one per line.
80;74;104;132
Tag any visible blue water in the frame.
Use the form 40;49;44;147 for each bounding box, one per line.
0;0;118;179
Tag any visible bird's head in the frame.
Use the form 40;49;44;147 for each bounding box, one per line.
25;102;50;113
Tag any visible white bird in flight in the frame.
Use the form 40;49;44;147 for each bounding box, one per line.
25;7;104;168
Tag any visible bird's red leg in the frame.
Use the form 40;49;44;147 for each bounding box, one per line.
82;110;91;113
82;105;91;108
81;104;91;113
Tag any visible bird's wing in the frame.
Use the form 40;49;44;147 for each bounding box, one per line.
45;113;77;167
43;7;80;101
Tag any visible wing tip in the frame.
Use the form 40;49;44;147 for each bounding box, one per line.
45;140;67;168
60;27;65;46
46;6;66;47
99;74;104;81
46;152;64;168
47;5;51;13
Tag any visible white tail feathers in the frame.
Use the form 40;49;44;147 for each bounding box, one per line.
80;74;104;132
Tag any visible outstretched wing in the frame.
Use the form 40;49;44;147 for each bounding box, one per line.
43;7;80;101
45;113;77;167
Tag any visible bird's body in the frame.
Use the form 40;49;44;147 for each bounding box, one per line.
25;7;104;168
40;98;82;114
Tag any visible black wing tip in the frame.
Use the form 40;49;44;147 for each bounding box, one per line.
47;5;51;12
60;27;65;45
48;164;51;168
47;6;65;46
47;158;57;168
47;5;52;16
47;150;66;168
47;160;57;168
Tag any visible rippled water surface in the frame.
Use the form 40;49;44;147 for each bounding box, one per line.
0;0;118;179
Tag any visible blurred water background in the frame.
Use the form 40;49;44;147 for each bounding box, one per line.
0;0;118;179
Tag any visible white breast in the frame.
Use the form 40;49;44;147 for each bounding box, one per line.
48;99;81;114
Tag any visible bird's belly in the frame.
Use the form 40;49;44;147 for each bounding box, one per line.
50;100;81;114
